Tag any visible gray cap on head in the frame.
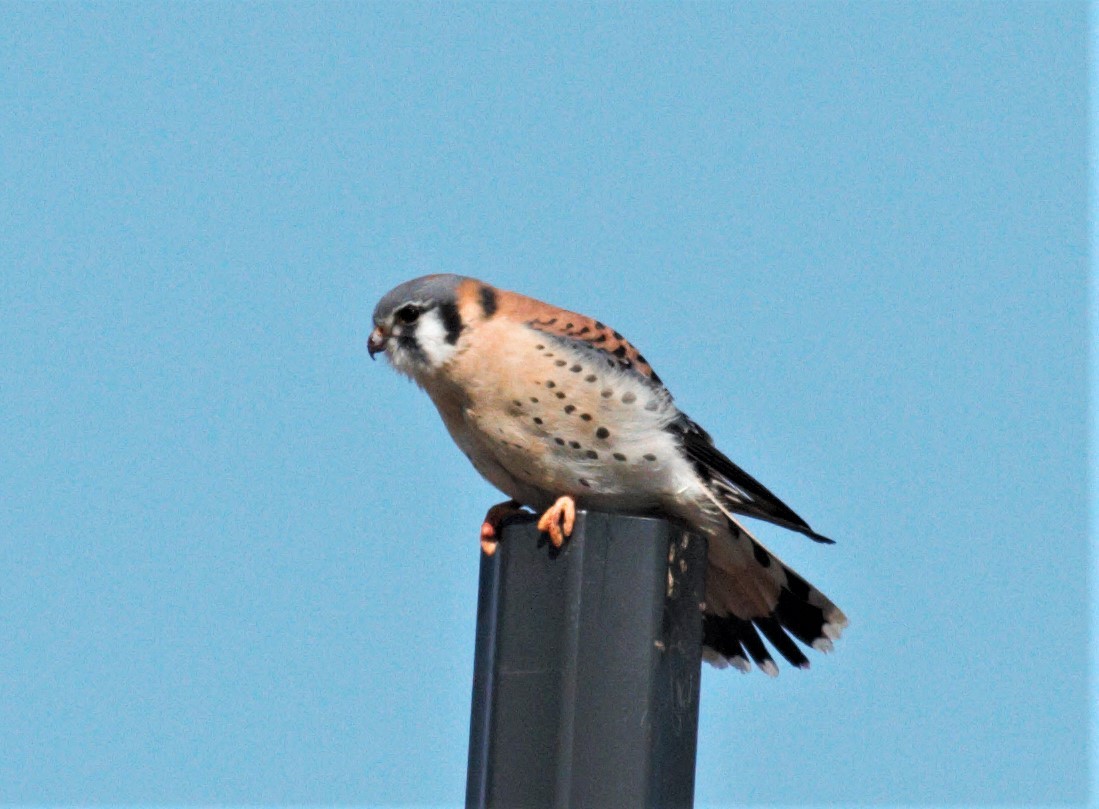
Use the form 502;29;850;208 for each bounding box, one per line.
373;274;469;324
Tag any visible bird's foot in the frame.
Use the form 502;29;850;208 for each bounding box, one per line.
536;495;576;548
479;499;524;556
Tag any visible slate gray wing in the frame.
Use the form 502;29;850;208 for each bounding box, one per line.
670;414;835;544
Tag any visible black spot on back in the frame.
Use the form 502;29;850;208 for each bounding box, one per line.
479;285;498;317
752;543;771;567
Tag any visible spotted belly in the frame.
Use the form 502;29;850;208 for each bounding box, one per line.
456;337;686;513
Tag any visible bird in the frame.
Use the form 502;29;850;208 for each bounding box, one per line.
368;274;847;675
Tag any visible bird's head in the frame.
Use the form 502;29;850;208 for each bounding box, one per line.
369;274;471;380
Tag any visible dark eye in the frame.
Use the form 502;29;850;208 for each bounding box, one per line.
395;304;422;324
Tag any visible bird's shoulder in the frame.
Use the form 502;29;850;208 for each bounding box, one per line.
476;285;667;391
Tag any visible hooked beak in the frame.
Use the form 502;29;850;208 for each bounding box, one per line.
368;326;388;360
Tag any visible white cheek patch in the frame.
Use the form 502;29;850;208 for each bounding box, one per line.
414;310;460;367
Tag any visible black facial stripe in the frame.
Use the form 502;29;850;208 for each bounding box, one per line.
479;285;498;318
396;328;427;364
438;301;464;345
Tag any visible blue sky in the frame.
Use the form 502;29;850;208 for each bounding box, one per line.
0;2;1090;806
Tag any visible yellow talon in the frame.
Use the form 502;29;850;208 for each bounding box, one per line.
537;495;576;548
479;500;524;556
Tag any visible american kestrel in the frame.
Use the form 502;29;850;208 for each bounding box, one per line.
369;275;847;675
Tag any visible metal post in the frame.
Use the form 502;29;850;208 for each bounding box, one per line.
466;510;707;809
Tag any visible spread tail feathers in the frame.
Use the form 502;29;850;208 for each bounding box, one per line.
702;516;847;675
